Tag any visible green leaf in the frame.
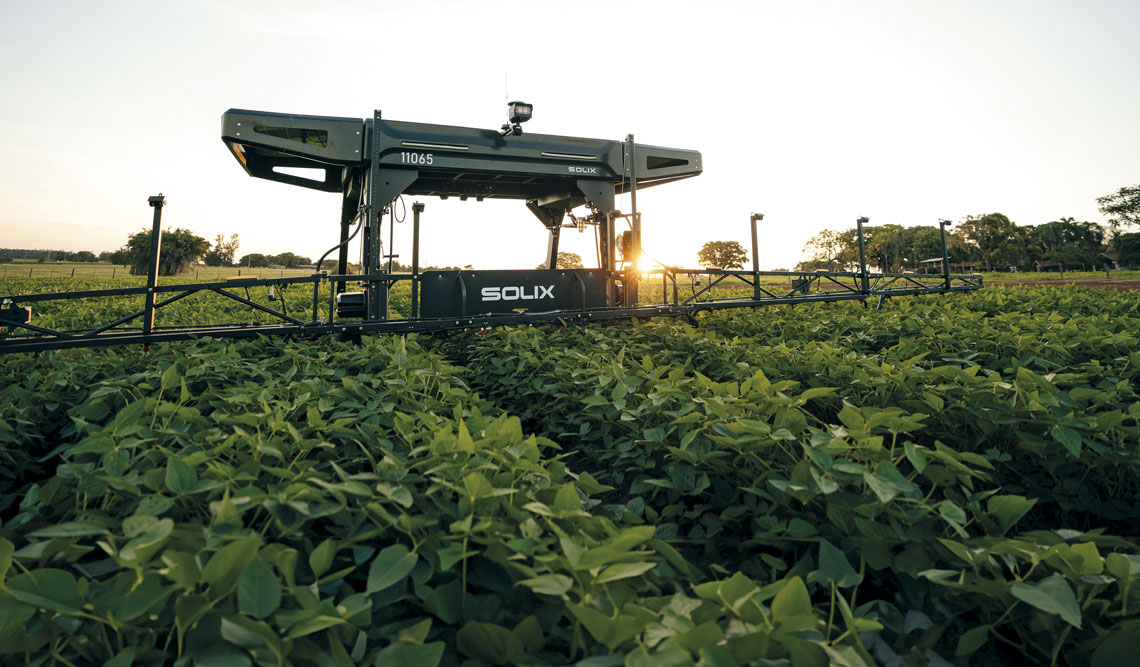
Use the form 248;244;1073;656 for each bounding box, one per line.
174;594;211;642
309;539;336;579
100;572;169;622
568;603;645;650
678;621;725;653
0;538;13;586
955;625;989;657
770;576;816;632
513;615;544;654
285;614;345;639
0;595;36;638
863;471;899;503
165;456;198;495
462;471;493;501
436;543;478;572
237;557;282;619
903;441;927;474
118;516;174;566
1010;574;1082;628
812;540;862;588
6;569;84;614
201;538;261;599
697;646;740;667
371;642;445;667
799;387;836;401
648;538;693;578
220;614;286;660
1091;626;1140;667
104;648;137;667
1051;425;1083;457
936;499;967;524
27;521;110;539
595;561;657;584
706;571;758;609
553;482;580;512
397;618;433;644
987;495;1037;534
518;574;573;596
367;544;417;594
456;621;525;663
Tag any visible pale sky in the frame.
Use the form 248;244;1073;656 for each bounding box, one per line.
2;0;1137;270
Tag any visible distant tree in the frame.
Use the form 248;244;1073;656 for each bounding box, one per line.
98;251;114;262
67;250;97;263
1034;219;1104;270
269;252;311;268
0;256;10;264
36;256;47;263
1117;233;1140;267
800;230;844;270
120;228;209;276
203;234;240;267
108;248;132;266
698;240;748;269
1097;184;1140;246
536;252;584;269
317;259;363;273
866;224;907;272
556;252;584;269
906;226;945;267
238;253;271;268
955;213;1021;272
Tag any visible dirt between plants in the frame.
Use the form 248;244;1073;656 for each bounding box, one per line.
989;279;1140;291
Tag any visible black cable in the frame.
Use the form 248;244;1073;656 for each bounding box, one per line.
315;209;364;272
393;195;407;224
593;220;601;268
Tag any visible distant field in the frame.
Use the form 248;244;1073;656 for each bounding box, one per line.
980;269;1140;282
0;263;322;280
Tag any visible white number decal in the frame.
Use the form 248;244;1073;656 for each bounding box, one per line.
400;152;433;165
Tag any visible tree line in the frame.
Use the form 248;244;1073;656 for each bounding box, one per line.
796;185;1140;273
0;249;107;263
8;185;1138;275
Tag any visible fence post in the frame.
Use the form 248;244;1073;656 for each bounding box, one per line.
938;219;952;290
856;217;869;293
144;194;167;335
750;213;763;300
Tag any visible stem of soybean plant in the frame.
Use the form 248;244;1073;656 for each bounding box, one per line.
98;622;116;659
826;582;836;640
988;629;1031;660
461;534;469;615
1050;626;1072;667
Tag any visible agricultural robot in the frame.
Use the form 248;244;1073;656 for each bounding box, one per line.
0;104;982;353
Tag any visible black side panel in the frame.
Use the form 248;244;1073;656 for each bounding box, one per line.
419;269;607;318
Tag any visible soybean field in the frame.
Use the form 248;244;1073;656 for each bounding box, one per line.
1;281;1139;666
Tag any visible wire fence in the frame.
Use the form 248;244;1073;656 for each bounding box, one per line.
0;264;320;280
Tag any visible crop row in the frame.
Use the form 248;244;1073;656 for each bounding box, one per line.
1;333;874;665
445;286;1140;665
0;285;1138;665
